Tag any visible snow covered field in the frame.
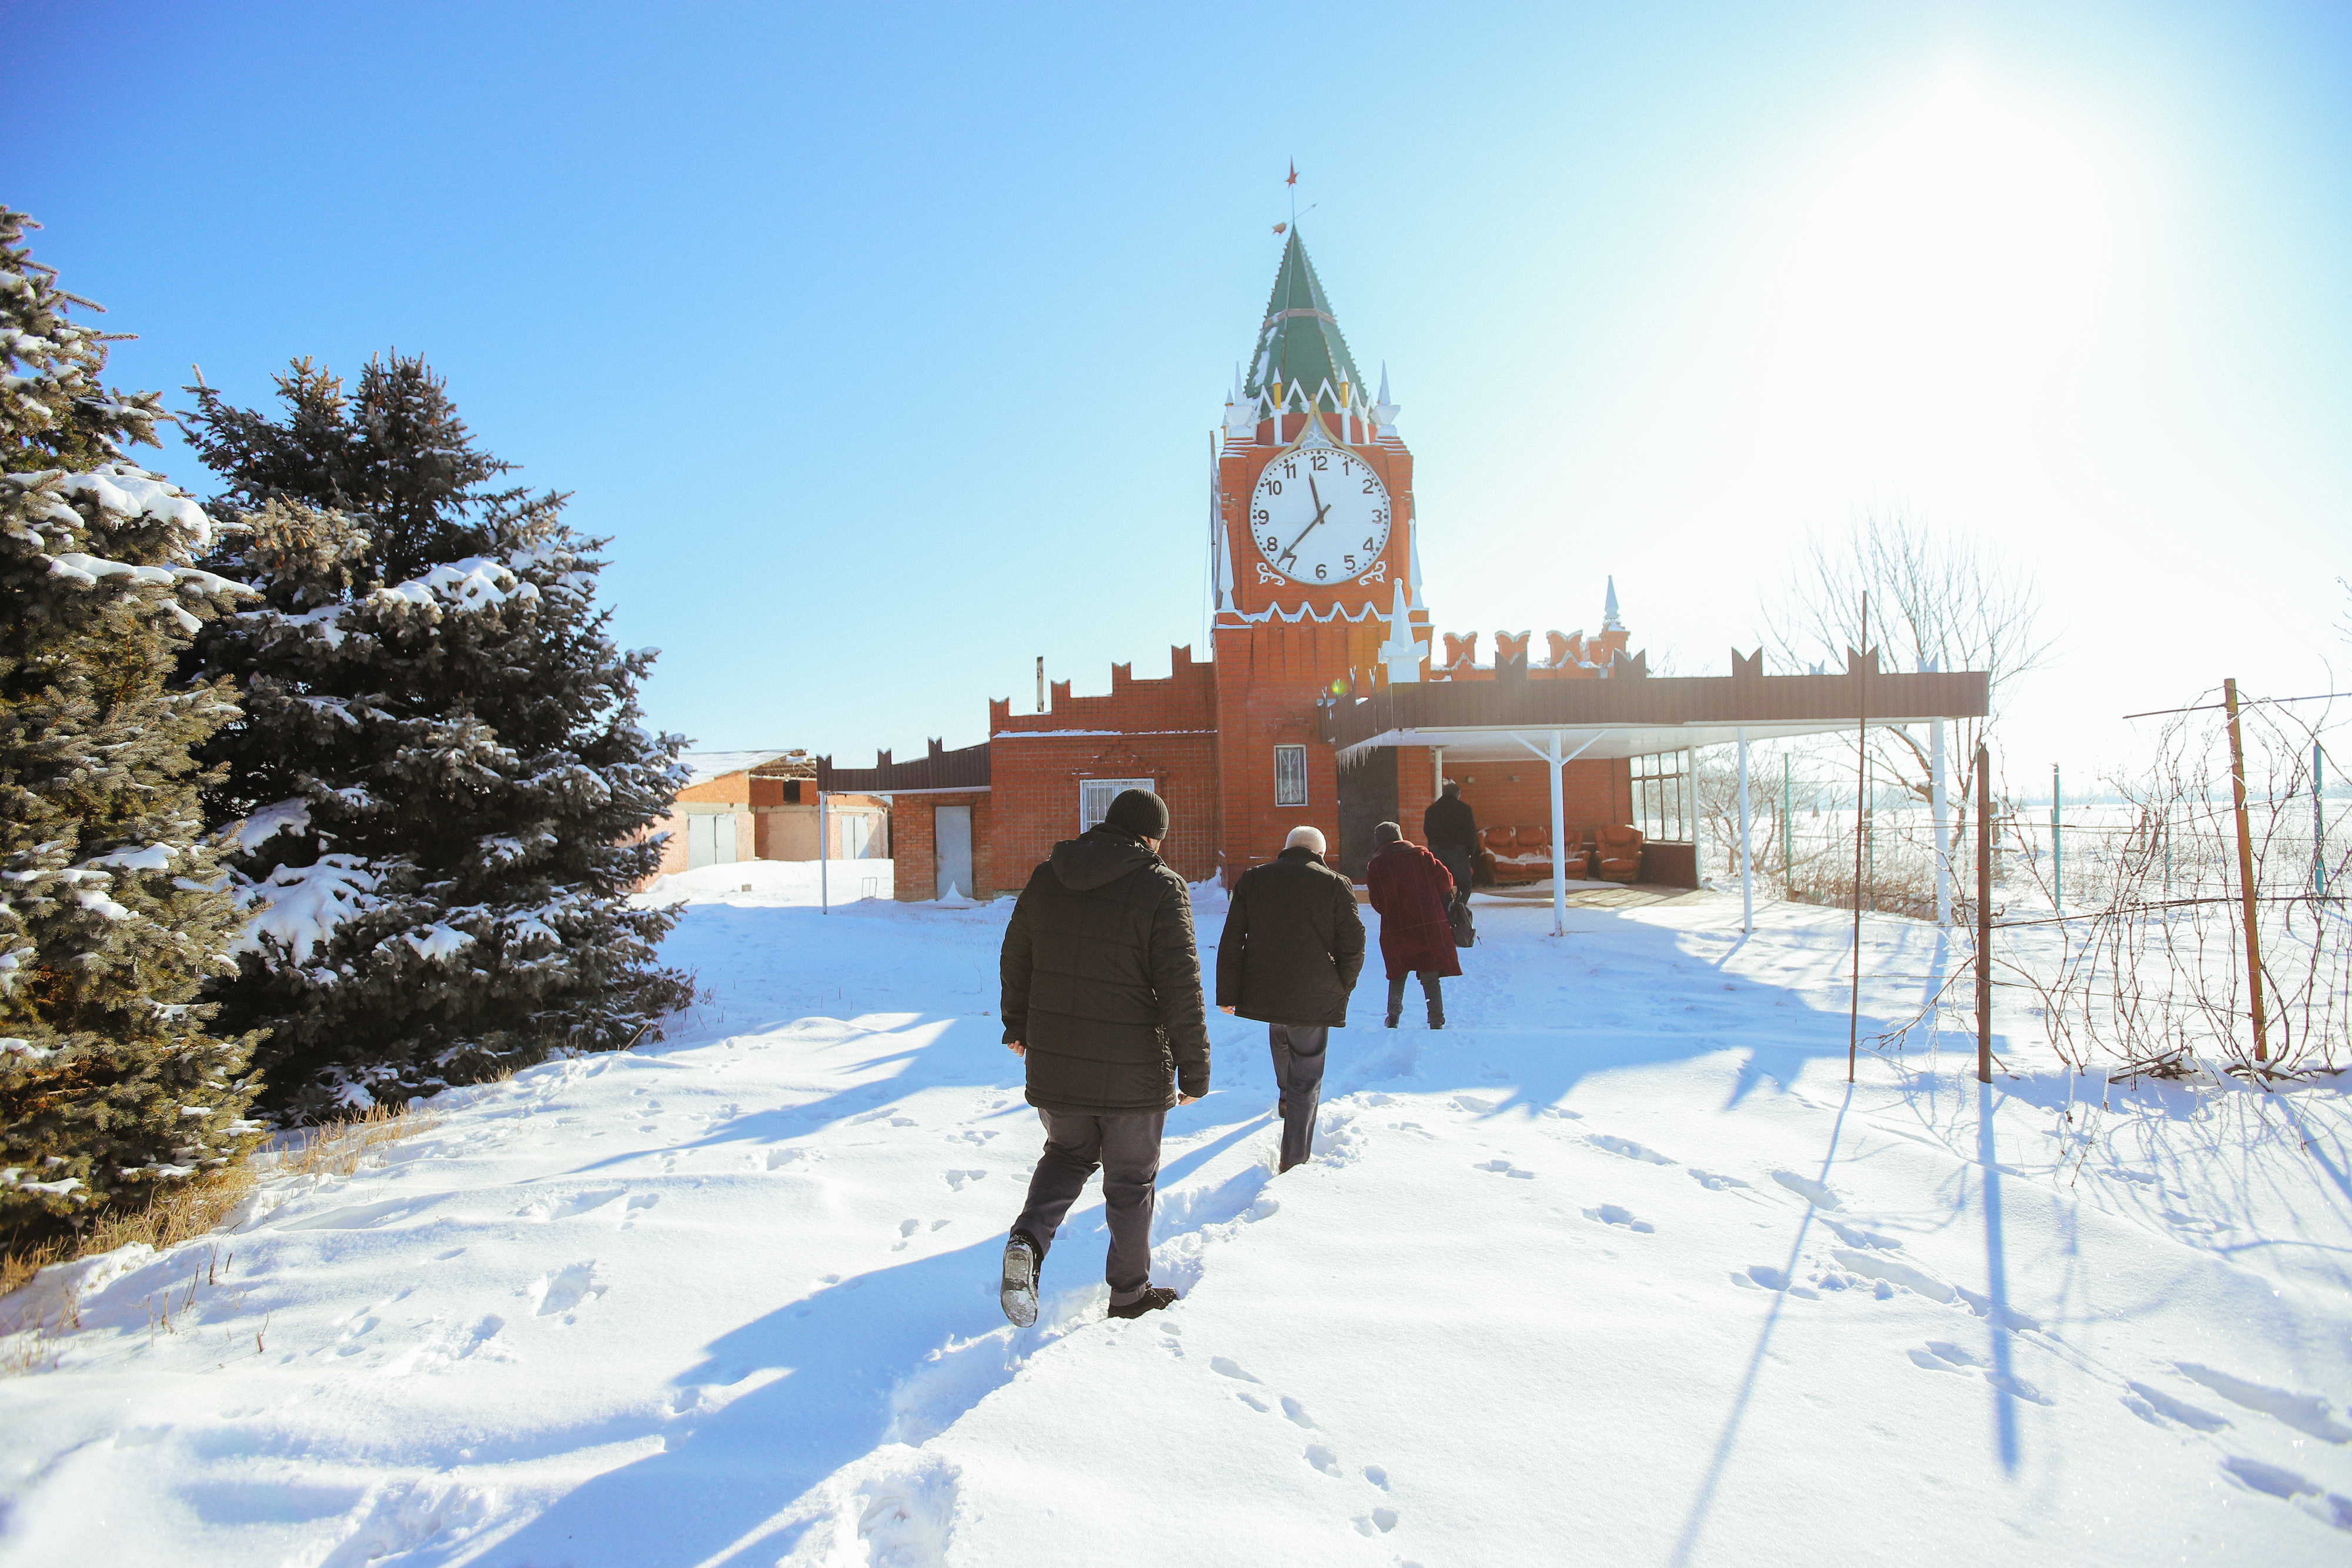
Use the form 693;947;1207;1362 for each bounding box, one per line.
5;864;2350;1565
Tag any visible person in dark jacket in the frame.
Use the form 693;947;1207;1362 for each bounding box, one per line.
1422;780;1478;900
998;788;1207;1327
1214;825;1365;1172
1365;822;1463;1028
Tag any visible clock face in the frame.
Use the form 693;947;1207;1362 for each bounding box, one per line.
1248;443;1392;586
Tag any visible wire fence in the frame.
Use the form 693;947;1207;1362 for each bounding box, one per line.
1689;693;2350;1080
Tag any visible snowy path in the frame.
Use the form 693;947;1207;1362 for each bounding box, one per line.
4;866;2350;1564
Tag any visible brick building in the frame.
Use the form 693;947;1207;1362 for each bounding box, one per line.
821;230;1654;900
648;751;888;880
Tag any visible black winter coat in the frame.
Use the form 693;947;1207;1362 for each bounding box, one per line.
1215;847;1367;1027
1000;825;1211;1114
1423;793;1479;854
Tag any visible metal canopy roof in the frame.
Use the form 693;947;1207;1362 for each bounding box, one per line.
1325;659;1989;764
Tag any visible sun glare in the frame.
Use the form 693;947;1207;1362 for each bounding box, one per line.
1755;63;2143;487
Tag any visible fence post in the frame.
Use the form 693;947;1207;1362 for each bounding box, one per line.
1976;741;1992;1084
1931;710;1950;926
1849;595;1869;1084
2318;741;2329;898
2223;678;2269;1062
1783;754;1793;894
2052;763;2063;917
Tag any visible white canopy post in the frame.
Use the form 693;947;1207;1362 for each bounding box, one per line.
819;791;830;915
1549;730;1568;937
1737;727;1753;933
1509;729;1608;938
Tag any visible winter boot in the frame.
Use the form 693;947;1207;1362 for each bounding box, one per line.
1107;1285;1180;1320
1001;1231;1041;1327
1385;977;1405;1028
1427;998;1446;1031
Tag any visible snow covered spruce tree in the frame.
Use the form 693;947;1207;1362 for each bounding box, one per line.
183;353;694;1118
0;208;263;1241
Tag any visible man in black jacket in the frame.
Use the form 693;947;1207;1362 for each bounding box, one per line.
998;788;1207;1327
1214;825;1365;1173
1422;779;1479;900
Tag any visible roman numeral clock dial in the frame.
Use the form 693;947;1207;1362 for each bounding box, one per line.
1250;447;1391;584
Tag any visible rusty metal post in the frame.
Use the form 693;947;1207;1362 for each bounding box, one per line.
1976;741;1992;1084
1849;593;1869;1083
2223;679;2270;1061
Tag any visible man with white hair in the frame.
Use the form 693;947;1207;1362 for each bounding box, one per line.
1214;825;1365;1172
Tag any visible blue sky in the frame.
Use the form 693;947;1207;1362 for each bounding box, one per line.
6;1;2347;785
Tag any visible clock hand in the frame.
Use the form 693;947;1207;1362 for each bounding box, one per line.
1281;476;1334;559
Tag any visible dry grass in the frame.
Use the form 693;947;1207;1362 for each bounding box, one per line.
0;1100;443;1323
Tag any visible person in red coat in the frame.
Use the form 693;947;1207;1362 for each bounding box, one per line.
1365;822;1463;1028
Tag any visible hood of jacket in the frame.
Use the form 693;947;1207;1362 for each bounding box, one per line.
1050;825;1161;892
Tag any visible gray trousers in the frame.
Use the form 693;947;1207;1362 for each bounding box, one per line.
1012;1108;1165;1307
1436;846;1474;898
1268;1023;1328;1171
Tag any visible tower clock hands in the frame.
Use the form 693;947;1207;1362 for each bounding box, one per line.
1279;474;1334;568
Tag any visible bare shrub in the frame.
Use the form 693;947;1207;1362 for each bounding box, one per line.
0;1100;443;1353
2006;696;2348;1079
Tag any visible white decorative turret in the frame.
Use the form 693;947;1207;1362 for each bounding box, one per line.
1602;576;1624;632
1369;361;1400;432
1223;363;1255;440
1378;577;1428;685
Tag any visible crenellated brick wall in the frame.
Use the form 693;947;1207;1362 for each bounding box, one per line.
987;644;1221;887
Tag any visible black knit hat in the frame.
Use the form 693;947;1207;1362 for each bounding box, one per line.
1104;788;1170;841
1374;821;1404;845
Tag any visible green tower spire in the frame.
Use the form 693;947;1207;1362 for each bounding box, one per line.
1242;229;1367;414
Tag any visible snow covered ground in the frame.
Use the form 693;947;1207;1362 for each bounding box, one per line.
4;865;2350;1565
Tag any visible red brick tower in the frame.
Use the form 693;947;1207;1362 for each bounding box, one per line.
1211;231;1434;882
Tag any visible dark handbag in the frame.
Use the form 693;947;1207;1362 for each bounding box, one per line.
1448;895;1475;948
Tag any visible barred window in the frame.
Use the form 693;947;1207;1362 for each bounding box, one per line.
1274;745;1308;807
1079;777;1155;833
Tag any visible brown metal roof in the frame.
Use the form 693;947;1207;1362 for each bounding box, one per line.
1325;653;1989;762
816;738;992;794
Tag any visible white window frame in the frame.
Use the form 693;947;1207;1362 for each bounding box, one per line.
1274;744;1308;807
1080;777;1157;833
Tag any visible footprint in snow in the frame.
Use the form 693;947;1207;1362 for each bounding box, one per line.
1770;1170;1840;1208
1474;1159;1536;1180
1730;1264;1818;1298
1686;1168;1752;1192
2120;1380;2230;1432
1588;1134;1674;1166
529;1261;603;1322
1583;1204;1655;1233
1907;1341;2053;1405
1218;1359;1404;1537
943;1169;987;1191
2217;1456;2352;1528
